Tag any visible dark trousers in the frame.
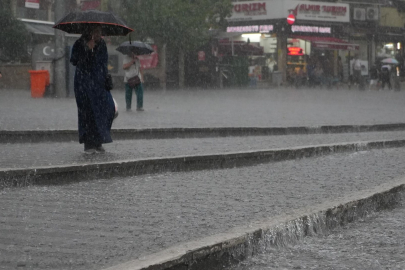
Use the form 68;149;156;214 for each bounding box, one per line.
353;70;361;84
125;83;143;110
382;78;392;90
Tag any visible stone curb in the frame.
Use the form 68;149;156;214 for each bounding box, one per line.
1;123;405;143
103;178;405;270
1;139;405;189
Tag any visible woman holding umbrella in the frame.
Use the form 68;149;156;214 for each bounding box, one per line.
70;25;115;153
54;10;134;153
117;41;153;112
123;51;145;112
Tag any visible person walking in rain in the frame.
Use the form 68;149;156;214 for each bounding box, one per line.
380;64;392;90
70;26;116;154
123;52;144;111
337;56;344;82
369;64;379;90
352;55;362;87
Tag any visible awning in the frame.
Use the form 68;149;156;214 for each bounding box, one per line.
21;19;79;37
218;41;264;56
24;21;55;36
291;35;359;51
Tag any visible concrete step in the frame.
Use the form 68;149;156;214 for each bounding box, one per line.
2;123;405;143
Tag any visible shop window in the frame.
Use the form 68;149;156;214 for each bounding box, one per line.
377;43;398;58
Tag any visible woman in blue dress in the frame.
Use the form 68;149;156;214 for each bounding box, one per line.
70;26;115;154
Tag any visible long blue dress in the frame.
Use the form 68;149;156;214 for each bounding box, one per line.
70;37;115;146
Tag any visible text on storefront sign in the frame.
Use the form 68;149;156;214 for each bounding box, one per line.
297;4;347;14
291;25;331;34
234;3;266;13
288;47;304;56
227;25;273;33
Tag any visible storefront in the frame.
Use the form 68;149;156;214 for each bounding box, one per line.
223;0;358;84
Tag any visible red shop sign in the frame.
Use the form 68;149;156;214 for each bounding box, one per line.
138;45;159;69
288;47;304;56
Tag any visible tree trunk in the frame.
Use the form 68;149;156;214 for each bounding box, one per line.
10;0;17;16
179;49;185;89
277;33;287;84
159;43;167;90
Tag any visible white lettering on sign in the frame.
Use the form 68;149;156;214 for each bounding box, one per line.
227;25;273;33
297;4;346;15
291;25;331;34
318;27;331;33
259;25;273;33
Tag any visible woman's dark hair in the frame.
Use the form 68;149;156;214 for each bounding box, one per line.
81;28;92;41
81;25;98;41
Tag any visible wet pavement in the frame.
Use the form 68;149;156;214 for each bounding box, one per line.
1;147;405;270
231;200;405;270
2;88;405;130
2;87;405;270
2;130;405;169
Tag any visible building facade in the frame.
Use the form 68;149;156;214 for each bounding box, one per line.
220;0;405;86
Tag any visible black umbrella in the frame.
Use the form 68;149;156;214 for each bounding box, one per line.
116;41;154;56
53;10;133;36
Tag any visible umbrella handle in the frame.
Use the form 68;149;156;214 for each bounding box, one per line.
129;33;132;44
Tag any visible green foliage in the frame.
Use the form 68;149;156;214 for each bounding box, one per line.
0;8;30;62
122;0;232;51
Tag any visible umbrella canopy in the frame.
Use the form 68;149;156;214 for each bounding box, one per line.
381;58;399;64
116;41;154;56
382;65;392;70
53;10;133;36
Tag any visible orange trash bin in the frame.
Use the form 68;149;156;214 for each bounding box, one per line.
29;70;50;98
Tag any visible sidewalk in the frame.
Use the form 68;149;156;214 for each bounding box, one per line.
2;130;405;169
1;147;405;270
2;88;405;130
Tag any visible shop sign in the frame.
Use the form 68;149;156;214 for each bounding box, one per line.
286;1;350;23
138;45;159;69
227;1;350;23
233;2;267;16
291;25;331;34
227;25;273;33
227;1;273;22
288;47;304;56
25;0;40;9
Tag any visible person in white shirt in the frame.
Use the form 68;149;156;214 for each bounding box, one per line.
352;55;362;86
123;52;144;111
